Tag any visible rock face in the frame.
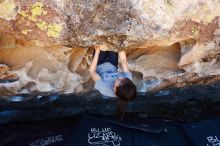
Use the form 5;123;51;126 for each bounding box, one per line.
0;0;220;96
0;64;18;83
1;81;220;124
0;0;220;47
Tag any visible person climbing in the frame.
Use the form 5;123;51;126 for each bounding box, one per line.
89;43;137;120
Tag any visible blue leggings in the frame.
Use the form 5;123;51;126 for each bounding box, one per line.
94;51;118;68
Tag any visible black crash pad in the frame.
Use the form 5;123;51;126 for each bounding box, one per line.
182;118;220;146
3;116;220;146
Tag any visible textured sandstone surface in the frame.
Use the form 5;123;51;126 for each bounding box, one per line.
0;0;219;96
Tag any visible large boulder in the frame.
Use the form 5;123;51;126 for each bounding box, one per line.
0;0;219;48
0;0;219;96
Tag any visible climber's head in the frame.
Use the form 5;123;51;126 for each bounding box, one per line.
114;77;137;101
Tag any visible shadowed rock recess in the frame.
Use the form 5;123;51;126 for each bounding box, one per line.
0;0;220;120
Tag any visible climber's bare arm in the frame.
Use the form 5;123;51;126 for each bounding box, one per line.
89;46;101;82
118;51;129;72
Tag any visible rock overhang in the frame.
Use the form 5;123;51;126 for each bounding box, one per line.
0;0;219;95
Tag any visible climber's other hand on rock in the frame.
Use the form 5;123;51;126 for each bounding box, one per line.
94;45;101;53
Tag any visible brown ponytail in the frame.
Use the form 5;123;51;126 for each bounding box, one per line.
115;78;137;121
116;99;128;122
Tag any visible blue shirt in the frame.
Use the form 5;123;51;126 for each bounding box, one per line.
95;62;132;98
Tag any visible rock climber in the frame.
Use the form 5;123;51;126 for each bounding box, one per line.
89;43;137;120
